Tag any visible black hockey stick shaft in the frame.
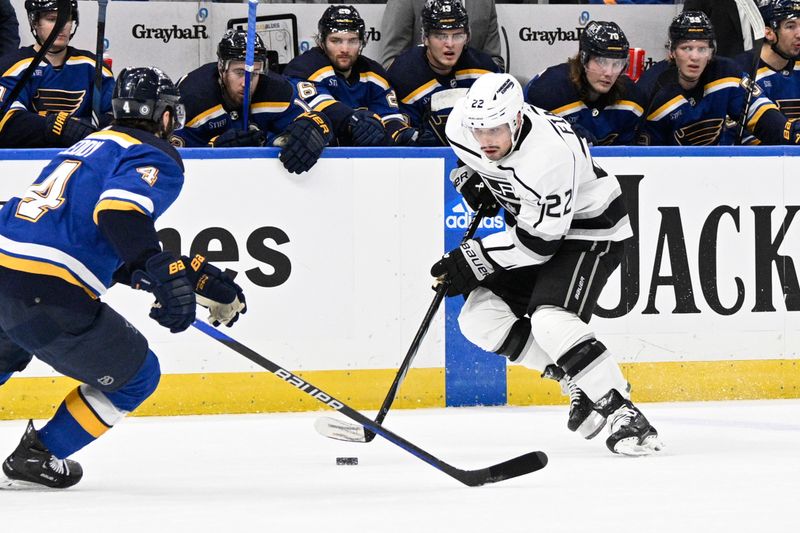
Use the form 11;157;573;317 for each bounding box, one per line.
92;0;109;128
191;320;547;486
361;207;487;442
0;0;71;118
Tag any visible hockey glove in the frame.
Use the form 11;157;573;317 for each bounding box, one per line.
131;252;196;333
277;111;332;174
390;125;419;146
44;112;97;147
783;118;800;144
182;254;247;327
450;165;499;216
348;110;385;146
430;239;496;297
211;125;266;148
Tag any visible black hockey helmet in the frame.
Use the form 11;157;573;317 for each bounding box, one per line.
579;21;629;65
758;0;800;29
669;11;716;51
24;0;79;43
318;5;366;44
217;28;268;67
422;0;469;36
112;67;185;130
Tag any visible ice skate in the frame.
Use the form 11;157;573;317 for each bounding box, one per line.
542;365;606;440
1;420;82;489
595;390;663;456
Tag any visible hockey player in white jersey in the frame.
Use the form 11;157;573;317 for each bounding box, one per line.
433;73;663;455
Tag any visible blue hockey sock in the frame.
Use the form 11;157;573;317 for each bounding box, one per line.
0;372;12;387
38;351;161;458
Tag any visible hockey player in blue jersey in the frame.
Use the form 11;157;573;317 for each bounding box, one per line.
171;29;337;174
525;21;644;146
733;0;800;143
387;0;499;146
0;67;246;489
284;5;405;146
637;11;800;146
0;0;113;148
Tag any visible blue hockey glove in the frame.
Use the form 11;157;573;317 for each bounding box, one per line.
450;165;499;216
277;111;332;174
44;112;97;147
430;239;496;297
131;252;196;333
390;125;419;146
182;254;247;327
348;110;385;146
211;125;266;148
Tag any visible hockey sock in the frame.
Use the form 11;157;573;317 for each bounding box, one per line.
38;351;161;458
0;372;12;387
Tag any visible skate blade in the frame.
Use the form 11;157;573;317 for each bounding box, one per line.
612;434;664;457
0;474;61;491
577;413;607;440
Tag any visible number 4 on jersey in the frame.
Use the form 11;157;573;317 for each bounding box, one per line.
15;160;81;222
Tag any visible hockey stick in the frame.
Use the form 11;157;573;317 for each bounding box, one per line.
316;206;487;443
0;0;71;119
242;0;258;130
91;0;109;128
733;0;766;144
191;320;547;487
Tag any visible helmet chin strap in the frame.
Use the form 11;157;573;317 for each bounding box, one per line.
771;40;799;61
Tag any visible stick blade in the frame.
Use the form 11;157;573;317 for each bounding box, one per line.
458;451;549;487
314;417;368;443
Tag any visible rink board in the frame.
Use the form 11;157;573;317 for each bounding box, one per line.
0;146;798;418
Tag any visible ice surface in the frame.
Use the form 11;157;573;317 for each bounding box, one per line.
1;400;798;532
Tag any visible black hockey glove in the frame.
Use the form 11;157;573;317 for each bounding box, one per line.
131;252;196;333
44;111;97;147
390;125;419;146
450;165;499;216
430;239;496;297
211;125;266;148
348;110;385;146
182;254;247;327
277;111;332;174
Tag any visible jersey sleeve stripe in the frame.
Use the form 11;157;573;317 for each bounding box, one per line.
0;236;106;297
455;69;492;81
606;100;644;116
97;189;155;214
66;56;113;77
252;101;290;113
360;71;390;90
2;58;32;77
92;199;147;225
703;76;740;96
308;65;335;82
0;108;20;133
746;98;779;128
312;98;337;112
185;104;225;128
402;79;440;105
514;226;563;258
647;95;687;121
551;101;586;116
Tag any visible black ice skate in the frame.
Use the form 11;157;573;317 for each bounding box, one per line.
595;389;663;456
1;420;83;489
541;365;606;440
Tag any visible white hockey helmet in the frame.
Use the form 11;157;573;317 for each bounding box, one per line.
461;73;524;136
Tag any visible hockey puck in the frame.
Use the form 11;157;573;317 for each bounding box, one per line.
336;457;358;466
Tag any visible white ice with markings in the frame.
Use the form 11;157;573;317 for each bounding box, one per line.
1;400;798;532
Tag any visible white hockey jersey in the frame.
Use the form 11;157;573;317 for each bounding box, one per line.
445;103;633;270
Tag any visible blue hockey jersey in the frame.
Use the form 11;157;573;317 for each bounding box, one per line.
524;62;644;146
637;56;789;146
171;63;340;147
0;45;114;147
387;45;499;146
283;46;406;136
0;127;184;298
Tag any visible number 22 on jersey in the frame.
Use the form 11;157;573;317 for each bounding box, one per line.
15;160;81;222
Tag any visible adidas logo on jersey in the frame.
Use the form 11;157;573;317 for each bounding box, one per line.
445;199;505;230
